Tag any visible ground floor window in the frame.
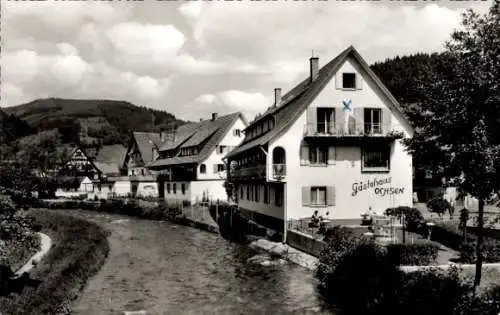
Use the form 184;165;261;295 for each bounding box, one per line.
240;185;244;199
254;185;260;202
173;183;177;194
167;183;171;194
181;183;186;195
362;146;391;171
264;185;269;204
310;187;326;206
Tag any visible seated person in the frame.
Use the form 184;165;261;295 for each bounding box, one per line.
309;210;320;228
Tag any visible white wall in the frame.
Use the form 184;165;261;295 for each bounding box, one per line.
114;180;131;196
264;57;413;220
237;183;284;220
197;117;247;180
163;180;227;204
136;181;158;197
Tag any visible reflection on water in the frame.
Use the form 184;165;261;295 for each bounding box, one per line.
71;211;338;315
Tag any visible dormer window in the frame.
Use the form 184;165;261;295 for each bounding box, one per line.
342;73;356;89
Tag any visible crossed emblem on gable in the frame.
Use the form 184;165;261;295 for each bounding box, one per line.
342;100;352;112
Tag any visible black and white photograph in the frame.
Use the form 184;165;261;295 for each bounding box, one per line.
0;0;499;314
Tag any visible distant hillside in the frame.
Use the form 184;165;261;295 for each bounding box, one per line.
370;52;450;108
0;108;36;142
4;98;186;145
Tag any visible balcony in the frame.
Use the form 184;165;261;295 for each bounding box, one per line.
304;122;395;138
230;164;266;180
272;164;286;180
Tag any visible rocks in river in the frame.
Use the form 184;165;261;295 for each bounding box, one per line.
247;254;287;267
111;219;129;225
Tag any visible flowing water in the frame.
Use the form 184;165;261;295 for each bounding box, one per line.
68;211;337;315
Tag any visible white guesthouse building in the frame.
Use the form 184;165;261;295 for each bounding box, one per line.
226;46;414;232
148;112;247;204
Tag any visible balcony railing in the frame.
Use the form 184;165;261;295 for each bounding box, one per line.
272;164;286;180
230;164;266;179
304;122;391;137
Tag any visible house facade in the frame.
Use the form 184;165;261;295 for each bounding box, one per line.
122;132;164;197
226;46;414;232
148;112;247;204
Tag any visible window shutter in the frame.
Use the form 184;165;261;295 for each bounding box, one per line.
356;74;363;90
382;108;392;133
302;187;310;206
327;186;336;206
300;145;310;165
335;73;342;89
335;107;344;134
353;108;364;134
306;108;316;133
327;147;336;165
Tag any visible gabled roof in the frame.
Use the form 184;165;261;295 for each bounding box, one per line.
95;144;127;166
93;162;120;175
158;123;201;151
132;132;162;163
148;112;245;168
226;45;412;159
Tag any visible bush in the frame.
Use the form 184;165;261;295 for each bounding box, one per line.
319;241;404;315
316;236;500;315
386;243;440;266
428;221;468;250
397;267;472;315
427;197;453;216
0;209;110;315
459;241;500;263
384;206;425;232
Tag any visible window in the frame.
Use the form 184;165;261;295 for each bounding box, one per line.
342;73;356;89
254;185;260;202
234;129;241;137
132;170;135;176
217;164;225;172
167;183;171;194
217;145;226;154
309;146;328;165
200;164;206;174
173;183;177;194
264;185;269;204
181;183;186;195
247;185;250;201
141;169;145;176
362;146;390;171
310;187;327;206
240;186;244;199
364;108;382;134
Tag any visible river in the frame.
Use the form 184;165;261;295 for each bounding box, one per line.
68;211;337;315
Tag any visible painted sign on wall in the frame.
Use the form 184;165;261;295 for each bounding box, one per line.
351;177;405;197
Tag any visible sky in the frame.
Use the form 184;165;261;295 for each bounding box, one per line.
0;0;493;122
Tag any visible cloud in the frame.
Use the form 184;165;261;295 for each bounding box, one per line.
179;2;206;23
188;90;271;121
1;0;493;122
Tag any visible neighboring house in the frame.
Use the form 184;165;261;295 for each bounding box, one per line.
225;46;414;233
122;132;163;197
92;144;127;198
54;176;94;198
148;112;247;204
58;146;102;180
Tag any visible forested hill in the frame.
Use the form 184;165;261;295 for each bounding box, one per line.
0;108;36;142
3;98;186;145
370;52;450;108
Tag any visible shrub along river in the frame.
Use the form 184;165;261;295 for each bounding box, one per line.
67;210;336;315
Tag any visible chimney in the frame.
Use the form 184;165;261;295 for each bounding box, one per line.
273;88;282;107
310;57;319;82
211;113;218;121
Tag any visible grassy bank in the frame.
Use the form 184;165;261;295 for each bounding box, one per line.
2;232;40;272
0;209;110;315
